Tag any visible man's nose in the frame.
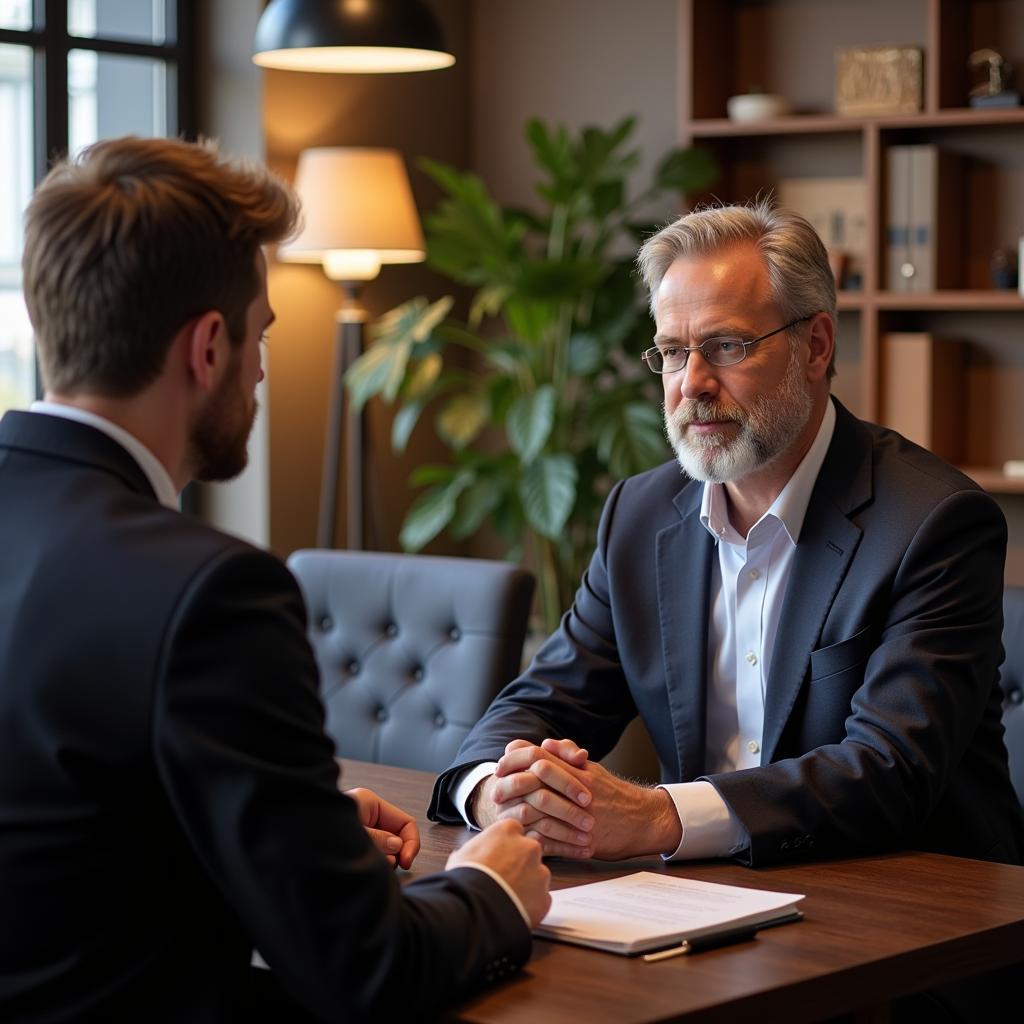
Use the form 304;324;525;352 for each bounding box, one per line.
678;349;720;402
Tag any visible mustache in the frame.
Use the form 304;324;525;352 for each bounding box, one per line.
668;399;747;427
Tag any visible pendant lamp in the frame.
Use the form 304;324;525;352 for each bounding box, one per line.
253;0;455;74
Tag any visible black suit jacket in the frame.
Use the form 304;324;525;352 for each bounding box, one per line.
431;399;1024;867
0;410;528;1023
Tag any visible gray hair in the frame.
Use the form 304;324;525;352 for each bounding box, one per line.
637;198;837;378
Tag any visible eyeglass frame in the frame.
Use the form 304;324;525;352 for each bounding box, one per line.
641;314;814;375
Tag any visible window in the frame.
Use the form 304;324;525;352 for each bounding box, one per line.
0;0;195;414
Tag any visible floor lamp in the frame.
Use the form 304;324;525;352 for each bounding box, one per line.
278;147;425;550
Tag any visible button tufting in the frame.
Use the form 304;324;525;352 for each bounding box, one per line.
412;667;424;682
434;713;446;728
448;626;461;641
375;707;388;722
385;623;398;638
319;615;333;632
347;660;360;675
1010;687;1023;705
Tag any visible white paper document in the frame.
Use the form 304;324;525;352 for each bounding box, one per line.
534;871;804;955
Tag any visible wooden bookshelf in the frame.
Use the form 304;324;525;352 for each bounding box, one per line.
679;0;1024;578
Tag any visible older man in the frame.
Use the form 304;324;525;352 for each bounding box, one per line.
430;201;1023;877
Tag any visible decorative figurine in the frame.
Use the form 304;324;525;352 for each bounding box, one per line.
968;48;1020;107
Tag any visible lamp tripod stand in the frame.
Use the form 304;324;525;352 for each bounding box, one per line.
316;284;367;550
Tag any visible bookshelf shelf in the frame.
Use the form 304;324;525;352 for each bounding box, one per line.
680;0;1024;580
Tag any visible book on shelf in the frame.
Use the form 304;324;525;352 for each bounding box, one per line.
880;332;965;463
534;871;804;956
885;145;963;292
776;177;867;288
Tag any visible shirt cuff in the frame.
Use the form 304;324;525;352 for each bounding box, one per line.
455;862;532;928
657;781;747;860
451;762;499;829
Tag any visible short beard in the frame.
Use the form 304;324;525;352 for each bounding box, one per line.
664;343;812;483
188;357;256;483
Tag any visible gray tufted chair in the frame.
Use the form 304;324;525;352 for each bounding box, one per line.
1002;587;1024;805
286;549;535;772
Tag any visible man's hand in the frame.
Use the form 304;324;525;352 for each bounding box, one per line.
475;738;682;861
448;820;551;926
469;738;596;857
345;787;421;870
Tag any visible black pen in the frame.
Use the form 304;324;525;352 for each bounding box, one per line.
641;924;759;962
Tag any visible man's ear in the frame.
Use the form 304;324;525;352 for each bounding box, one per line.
185;310;228;393
805;312;834;384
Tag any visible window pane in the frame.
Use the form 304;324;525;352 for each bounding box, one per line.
0;43;35;414
69;49;169;154
0;0;31;30
68;0;172;45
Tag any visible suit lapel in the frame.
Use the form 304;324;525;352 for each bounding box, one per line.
761;400;872;763
656;483;714;781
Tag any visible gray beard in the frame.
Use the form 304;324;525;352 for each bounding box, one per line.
664;346;812;484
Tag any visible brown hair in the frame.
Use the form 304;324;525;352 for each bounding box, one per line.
22;135;299;396
637;198;838;378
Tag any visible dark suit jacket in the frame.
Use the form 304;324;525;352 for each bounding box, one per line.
430;399;1024;868
0;411;528;1023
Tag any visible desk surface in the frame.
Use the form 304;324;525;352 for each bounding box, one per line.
339;759;1024;1024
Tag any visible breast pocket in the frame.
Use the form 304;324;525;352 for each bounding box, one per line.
800;626;875;744
809;624;874;682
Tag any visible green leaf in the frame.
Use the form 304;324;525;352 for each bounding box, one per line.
449;475;504;540
655;146;718;196
506;385;556;463
403;353;443;399
436;393;489;449
568;333;604;375
595;400;668;478
519;454;577;539
400;482;461;551
391;400;425;453
345;342;410;412
409;463;458;487
469;283;512;328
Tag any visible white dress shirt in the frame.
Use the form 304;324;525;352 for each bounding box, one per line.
30;401;179;510
453;400;837;862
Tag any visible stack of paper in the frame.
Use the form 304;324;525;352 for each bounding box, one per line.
535;872;804;956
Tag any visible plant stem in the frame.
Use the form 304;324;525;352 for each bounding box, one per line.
538;535;563;634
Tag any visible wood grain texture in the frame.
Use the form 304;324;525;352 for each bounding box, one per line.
338;759;1024;1024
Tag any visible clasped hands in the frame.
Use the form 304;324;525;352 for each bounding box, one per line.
469;738;682;861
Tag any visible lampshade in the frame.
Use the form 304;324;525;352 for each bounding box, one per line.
279;147;426;281
253;0;455;74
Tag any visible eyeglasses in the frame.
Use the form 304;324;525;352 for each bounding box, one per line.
642;315;813;375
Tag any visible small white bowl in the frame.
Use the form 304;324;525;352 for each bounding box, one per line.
726;93;791;122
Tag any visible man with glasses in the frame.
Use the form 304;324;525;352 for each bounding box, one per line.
429;200;1023;881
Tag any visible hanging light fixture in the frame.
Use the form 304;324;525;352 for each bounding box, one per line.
253;0;455;74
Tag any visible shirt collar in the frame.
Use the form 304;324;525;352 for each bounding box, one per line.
700;397;837;546
30;401;180;510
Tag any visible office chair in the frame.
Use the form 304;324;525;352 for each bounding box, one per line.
1002;586;1024;805
286;549;534;772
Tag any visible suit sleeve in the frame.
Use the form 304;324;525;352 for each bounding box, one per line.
152;547;530;1022
429;480;638;823
710;486;1010;866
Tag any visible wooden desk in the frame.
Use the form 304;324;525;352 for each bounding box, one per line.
340;759;1024;1024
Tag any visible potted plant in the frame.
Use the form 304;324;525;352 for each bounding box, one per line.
346;117;716;631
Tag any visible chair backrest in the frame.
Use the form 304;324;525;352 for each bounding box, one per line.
1002;587;1024;805
286;549;535;772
